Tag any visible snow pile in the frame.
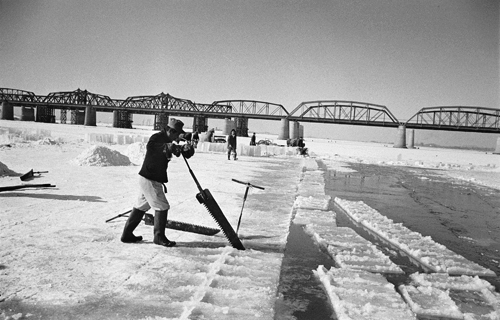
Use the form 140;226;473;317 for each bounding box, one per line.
0;161;17;176
75;145;132;166
125;142;146;165
334;197;496;277
314;266;417;320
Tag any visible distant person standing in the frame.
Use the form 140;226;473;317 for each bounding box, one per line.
250;132;256;146
298;137;305;148
227;129;237;160
192;130;199;148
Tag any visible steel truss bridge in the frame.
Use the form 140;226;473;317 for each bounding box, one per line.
1;88;499;133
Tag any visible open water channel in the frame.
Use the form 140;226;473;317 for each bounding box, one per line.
275;161;500;320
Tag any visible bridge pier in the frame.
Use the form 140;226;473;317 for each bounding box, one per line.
407;129;415;149
36;106;56;123
277;118;290;140
154;113;169;130
72;110;85;125
0;101;14;120
192;116;208;133
113;110;132;128
60;109;67;124
235;117;248;137
393;124;407;148
290;121;300;140
21;107;35;121
222;118;235;135
494;137;500;154
84;106;97;126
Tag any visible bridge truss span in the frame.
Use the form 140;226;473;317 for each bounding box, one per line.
287;100;400;126
405;106;500;133
212;100;289;119
0;88;38;103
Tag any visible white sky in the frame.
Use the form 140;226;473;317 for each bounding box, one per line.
0;0;499;147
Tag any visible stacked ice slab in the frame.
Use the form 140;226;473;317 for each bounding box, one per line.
85;133;149;144
293;158;414;319
196;142;297;157
334;198;496;277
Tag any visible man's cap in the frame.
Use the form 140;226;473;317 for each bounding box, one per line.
167;118;185;134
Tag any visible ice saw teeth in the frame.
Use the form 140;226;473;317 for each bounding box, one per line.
106;210;220;236
183;155;245;250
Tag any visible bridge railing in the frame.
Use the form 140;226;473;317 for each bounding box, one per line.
288;100;400;125
405;106;500;132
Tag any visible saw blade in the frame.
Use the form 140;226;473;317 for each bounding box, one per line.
142;213;220;236
166;220;220;236
198;189;245;250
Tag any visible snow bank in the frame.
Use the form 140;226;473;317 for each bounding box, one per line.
75;145;132;166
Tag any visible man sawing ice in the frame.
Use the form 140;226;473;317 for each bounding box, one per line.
120;118;195;247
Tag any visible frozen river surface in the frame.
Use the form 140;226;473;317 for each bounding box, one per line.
277;161;500;320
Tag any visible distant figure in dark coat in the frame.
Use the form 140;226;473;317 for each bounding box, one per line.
192;131;199;148
227;129;237;160
250;133;256;146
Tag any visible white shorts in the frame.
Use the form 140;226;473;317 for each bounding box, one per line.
134;176;170;211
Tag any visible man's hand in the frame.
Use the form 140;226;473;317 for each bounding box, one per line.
181;144;195;159
164;143;181;158
179;132;192;141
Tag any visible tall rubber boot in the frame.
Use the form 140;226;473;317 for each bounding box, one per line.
121;208;145;243
153;210;176;247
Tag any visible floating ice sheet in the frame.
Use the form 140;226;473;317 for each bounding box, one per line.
334;198;496;277
408;273;500;320
305;226;403;274
410;272;496;292
293;208;336;226
314;266;417;320
399;284;464;319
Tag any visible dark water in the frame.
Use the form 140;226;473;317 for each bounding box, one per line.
327;162;500;290
276;161;500;319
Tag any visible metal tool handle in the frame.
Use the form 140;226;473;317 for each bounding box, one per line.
182;154;204;193
105;209;131;223
0;183;56;192
231;178;265;190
